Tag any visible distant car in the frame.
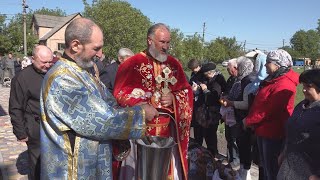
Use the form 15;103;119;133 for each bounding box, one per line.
221;60;229;67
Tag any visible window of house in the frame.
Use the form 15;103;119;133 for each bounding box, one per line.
58;43;65;51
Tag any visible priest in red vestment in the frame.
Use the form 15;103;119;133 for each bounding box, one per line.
113;23;193;180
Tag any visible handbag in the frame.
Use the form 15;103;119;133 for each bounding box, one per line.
194;104;211;128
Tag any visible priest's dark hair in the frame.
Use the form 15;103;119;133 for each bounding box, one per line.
65;18;97;48
147;23;170;38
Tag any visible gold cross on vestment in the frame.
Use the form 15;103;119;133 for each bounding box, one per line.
155;67;177;94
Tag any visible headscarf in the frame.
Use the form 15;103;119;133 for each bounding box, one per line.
228;56;253;100
246;53;268;94
263;49;292;83
266;49;293;68
236;56;253;81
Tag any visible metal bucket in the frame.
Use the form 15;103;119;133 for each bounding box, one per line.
136;136;176;180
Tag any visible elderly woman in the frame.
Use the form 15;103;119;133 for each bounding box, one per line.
244;49;299;180
277;69;320;180
223;53;268;179
194;62;227;157
221;56;254;179
224;52;268;109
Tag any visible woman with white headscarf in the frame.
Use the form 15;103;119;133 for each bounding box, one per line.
221;56;254;179
223;52;268;179
244;49;299;180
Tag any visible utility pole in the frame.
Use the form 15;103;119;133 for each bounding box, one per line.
282;39;285;48
202;22;206;60
22;0;28;56
202;22;206;43
243;40;246;52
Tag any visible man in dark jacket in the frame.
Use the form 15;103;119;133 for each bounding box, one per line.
3;52;16;78
9;45;54;180
188;59;205;128
103;48;134;92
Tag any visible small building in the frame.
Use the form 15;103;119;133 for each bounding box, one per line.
31;13;82;53
293;58;312;66
293;60;304;66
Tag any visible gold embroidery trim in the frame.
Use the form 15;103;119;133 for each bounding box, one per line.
72;136;80;179
42;60;83;132
141;108;147;133
121;109;134;139
43;68;79;103
156;126;160;136
59;58;82;72
41;113;47;123
173;92;188;178
168;158;174;180
146;123;170;127
63;133;73;179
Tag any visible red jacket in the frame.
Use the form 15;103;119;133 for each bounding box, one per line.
245;69;299;139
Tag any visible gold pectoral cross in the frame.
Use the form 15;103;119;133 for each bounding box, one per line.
155;67;177;94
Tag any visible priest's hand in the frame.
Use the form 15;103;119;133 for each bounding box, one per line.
140;104;159;121
160;92;174;107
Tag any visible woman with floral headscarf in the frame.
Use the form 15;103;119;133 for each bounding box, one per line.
244;49;299;180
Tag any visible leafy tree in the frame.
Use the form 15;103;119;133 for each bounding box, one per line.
83;0;151;58
215;37;243;59
291;30;320;60
0;34;11;55
169;28;185;65
282;46;301;59
0;14;12;54
1;7;66;55
317;19;320;34
180;33;203;66
204;37;243;62
205;40;228;62
31;7;66;17
0;14;5;32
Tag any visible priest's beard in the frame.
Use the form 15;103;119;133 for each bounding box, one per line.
149;43;168;63
75;54;94;69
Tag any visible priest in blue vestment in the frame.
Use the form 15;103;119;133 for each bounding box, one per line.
39;18;158;180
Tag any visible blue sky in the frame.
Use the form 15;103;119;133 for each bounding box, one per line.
1;0;320;51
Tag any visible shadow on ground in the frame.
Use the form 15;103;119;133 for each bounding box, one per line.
0;105;7;116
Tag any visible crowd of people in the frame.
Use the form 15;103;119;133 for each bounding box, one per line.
0;52;45;87
4;17;320;180
188;49;320;180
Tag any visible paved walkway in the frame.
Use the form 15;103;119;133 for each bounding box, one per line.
0;86;28;180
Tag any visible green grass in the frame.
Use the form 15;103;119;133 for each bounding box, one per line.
292;67;304;105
